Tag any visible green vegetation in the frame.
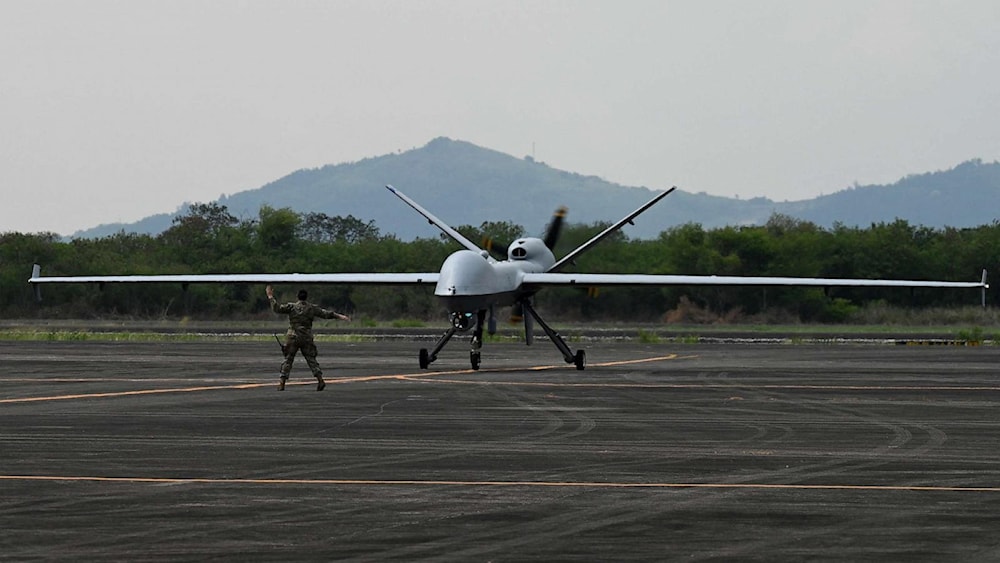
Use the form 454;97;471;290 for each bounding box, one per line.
2;203;998;325
391;318;426;328
637;329;661;343
956;326;991;344
0;329;247;342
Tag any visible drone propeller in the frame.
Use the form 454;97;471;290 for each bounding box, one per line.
543;206;567;250
484;205;568;261
507;206;569;325
482;236;507;260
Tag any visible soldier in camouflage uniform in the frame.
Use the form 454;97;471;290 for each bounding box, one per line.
266;285;350;391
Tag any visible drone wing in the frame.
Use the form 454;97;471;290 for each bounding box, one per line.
28;266;438;301
386;185;483;253
521;272;987;290
548;187;675;273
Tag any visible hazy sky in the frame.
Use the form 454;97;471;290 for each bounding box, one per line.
3;0;999;235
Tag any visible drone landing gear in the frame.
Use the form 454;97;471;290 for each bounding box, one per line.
419;310;487;370
419;305;586;371
520;300;586;370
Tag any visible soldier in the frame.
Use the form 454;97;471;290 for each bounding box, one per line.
266;285;350;391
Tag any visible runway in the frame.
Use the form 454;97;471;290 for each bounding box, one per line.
3;339;1000;560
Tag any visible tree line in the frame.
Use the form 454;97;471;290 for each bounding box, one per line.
1;203;996;322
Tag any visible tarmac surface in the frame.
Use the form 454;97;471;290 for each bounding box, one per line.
3;338;1000;561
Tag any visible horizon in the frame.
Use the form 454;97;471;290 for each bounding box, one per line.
70;141;994;238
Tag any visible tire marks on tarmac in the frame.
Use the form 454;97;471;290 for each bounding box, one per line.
6;343;1000;560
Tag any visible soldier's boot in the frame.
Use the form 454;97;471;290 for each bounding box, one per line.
278;375;287;391
316;374;326;392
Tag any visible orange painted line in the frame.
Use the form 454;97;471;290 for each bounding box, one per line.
514;354;683;371
0;368;488;404
3;378;278;383
338;368;476;383
0;383;273;404
0;356;683;404
5;349;1000;402
590;354;685;367
1;474;998;493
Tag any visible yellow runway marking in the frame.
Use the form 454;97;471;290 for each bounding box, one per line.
0;383;273;404
6;350;1000;402
2;474;999;493
0;355;683;404
0;369;471;404
509;354;683;372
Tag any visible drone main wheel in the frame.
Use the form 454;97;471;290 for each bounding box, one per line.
574;349;586;371
419;348;430;369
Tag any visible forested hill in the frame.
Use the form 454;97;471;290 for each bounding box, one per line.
72;138;1000;239
779;159;1000;228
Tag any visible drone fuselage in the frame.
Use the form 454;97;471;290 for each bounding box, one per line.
434;238;555;313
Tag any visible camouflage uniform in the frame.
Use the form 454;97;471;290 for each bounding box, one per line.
270;296;342;390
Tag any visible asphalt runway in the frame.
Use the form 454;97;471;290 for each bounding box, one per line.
3;338;1000;561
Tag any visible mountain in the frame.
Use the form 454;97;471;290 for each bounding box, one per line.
72;138;1000;239
780;159;1000;228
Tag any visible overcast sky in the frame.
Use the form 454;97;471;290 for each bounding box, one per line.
3;0;999;235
